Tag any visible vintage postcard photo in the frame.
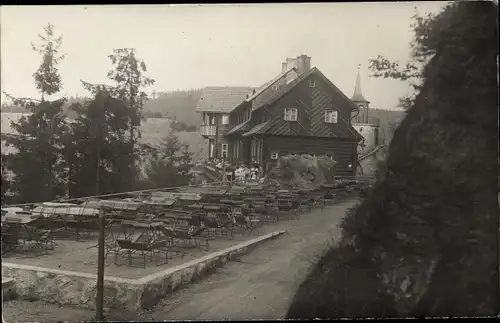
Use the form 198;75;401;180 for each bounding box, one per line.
1;2;498;321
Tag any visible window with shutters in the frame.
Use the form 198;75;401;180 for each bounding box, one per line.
324;110;338;124
284;108;298;121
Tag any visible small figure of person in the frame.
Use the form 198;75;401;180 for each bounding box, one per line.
251;164;258;180
225;164;234;182
235;165;245;183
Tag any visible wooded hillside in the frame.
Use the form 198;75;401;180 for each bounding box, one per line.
143;89;203;124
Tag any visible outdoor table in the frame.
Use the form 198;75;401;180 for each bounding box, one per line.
131;221;164;242
203;205;223;211
158;214;191;221
119;220;141;241
219;199;245;206
3;214;38;224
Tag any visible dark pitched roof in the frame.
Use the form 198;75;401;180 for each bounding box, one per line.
226;119;252;135
252;69;315;112
244;67;297;103
242;121;272;137
253;67;360;112
195;86;255;113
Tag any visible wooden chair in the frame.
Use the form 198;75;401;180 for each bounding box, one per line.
114;238;170;268
233;215;261;235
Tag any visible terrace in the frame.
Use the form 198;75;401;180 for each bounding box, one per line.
1;179;369;312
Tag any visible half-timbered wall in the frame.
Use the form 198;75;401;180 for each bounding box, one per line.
259;73;357;139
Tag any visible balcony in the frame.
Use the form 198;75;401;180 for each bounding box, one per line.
200;124;217;137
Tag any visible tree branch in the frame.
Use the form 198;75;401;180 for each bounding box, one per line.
2;91;42;103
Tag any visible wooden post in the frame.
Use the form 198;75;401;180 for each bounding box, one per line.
95;206;106;321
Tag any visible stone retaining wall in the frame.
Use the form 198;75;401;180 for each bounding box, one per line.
2;230;285;311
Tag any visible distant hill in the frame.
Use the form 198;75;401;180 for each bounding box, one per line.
1;89;204;125
1;97;88;120
143;89;203;126
353;107;406;144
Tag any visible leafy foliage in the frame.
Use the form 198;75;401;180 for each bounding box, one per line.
1;155;11;204
142;131;193;189
367;8;440;109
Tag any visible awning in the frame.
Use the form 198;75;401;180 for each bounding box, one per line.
242;121;272;137
225;120;252;136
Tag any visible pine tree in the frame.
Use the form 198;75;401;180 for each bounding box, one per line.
106;48;155;144
3;23;68;204
63;87;132;197
105;48;155;190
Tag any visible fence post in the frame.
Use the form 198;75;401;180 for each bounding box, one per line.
95;206;106;321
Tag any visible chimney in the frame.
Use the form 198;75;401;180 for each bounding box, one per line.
285;57;298;72
281;62;287;72
296;54;311;75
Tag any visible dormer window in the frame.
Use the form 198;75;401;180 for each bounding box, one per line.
284;108;298;121
308;81;316;88
221;114;229;125
272;84;279;91
324;110;338;124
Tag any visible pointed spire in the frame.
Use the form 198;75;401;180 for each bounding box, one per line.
351;64;369;103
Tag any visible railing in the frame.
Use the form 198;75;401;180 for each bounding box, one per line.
199;124;217;137
352;116;380;126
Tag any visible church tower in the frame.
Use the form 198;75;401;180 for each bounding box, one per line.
351;65;370;123
350;66;380;160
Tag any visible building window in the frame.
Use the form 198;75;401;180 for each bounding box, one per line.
324;110;338;124
308;81;316;87
209;139;215;159
221;115;229;125
284;108;298;121
232;141;238;159
221;144;228;159
208;115;216;125
272;84;279;91
270;151;279;160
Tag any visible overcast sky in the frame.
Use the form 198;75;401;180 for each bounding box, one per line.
1;3;448;111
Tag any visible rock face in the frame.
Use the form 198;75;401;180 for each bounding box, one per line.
263;154;336;189
287;2;499;319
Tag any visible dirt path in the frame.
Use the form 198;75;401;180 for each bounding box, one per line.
2;199;357;322
142;199;357;321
